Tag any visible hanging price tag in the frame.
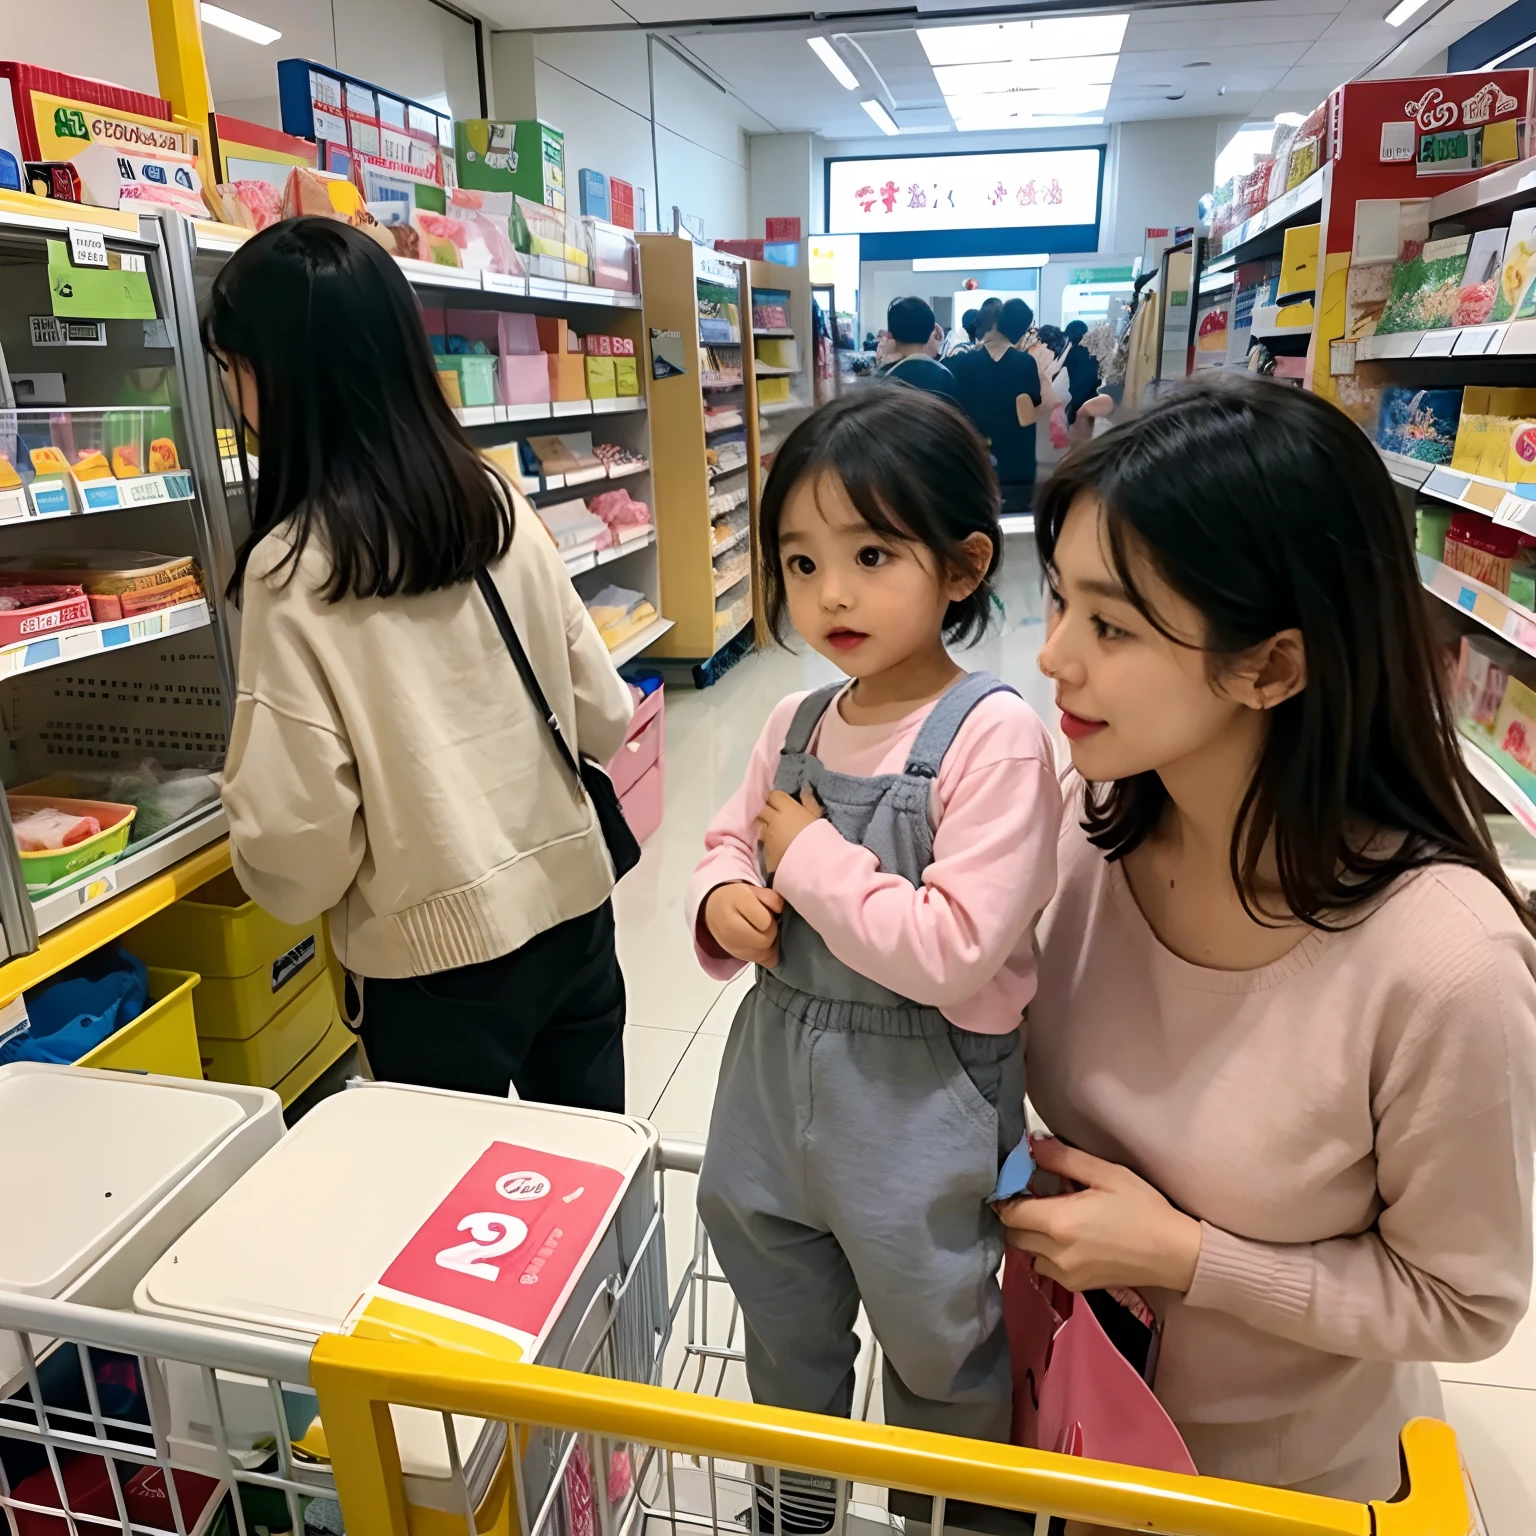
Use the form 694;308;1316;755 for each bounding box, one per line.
67;226;107;267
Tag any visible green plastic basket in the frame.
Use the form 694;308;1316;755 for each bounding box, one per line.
9;795;137;893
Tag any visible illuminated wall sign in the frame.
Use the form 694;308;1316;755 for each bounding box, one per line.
825;146;1104;259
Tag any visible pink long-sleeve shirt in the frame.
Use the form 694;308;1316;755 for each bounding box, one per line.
1029;778;1536;1498
686;682;1061;1032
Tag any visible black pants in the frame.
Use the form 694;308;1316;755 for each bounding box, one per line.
358;900;626;1112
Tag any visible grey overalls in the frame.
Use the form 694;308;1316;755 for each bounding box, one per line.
697;671;1027;1446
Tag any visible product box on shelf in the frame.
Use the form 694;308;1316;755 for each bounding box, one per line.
437;353;498;408
585;217;639;292
765;217;802;242
458;119;565;208
1375;385;1463;465
609;177;635;229
1376;234;1472;334
548;352;588;401
1452;387;1536;484
614;357;640;397
0;63;194;205
1278;223;1319;297
578;168;610;219
585;356;618;399
501;352;552;406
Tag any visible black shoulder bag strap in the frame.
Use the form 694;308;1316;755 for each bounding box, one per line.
475;568;641;880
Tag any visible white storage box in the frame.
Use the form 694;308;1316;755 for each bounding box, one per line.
135;1082;660;1534
0;1063;282;1392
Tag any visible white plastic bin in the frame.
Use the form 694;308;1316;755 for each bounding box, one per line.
134;1081;661;1535
0;1063;283;1394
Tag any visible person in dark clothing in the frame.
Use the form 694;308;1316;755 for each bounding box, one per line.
879;296;960;402
1061;318;1102;425
947;297;1043;515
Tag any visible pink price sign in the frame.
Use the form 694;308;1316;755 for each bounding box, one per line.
377;1141;627;1345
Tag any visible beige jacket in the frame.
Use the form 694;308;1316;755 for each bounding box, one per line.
222;507;634;978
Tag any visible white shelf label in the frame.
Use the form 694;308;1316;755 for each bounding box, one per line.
1413;329;1460;357
122;474;170;506
1454;324;1504;356
1494;491;1536;528
67;226;108;267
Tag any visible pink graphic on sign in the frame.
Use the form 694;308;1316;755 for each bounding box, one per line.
378;1142;626;1342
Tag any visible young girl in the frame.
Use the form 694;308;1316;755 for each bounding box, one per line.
209;217;634;1109
1014;375;1536;1502
690;389;1061;1464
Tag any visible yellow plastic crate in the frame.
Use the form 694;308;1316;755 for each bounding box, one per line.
199;966;337;1092
126;869;323;982
192;939;324;1042
78;968;202;1079
272;1009;355;1108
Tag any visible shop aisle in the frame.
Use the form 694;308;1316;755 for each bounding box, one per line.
610;537;1536;1532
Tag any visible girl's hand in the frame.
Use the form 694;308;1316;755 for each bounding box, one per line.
757;787;825;875
998;1137;1203;1294
703;883;785;967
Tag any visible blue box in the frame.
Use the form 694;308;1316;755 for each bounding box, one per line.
579;169;611;221
763;241;800;267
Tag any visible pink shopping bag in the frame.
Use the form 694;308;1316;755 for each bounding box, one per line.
1003;1249;1197;1477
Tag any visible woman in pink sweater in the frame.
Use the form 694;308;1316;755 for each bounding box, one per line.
1005;374;1536;1502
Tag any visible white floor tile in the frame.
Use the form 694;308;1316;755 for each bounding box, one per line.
650;1032;727;1144
624;1024;693;1118
697;970;753;1037
1440;1381;1536;1534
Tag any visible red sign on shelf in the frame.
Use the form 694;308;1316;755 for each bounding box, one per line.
372;1141;627;1352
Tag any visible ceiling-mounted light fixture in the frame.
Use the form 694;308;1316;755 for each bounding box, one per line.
1384;0;1432;26
913;254;1048;271
808;36;860;91
861;99;900;135
200;2;281;43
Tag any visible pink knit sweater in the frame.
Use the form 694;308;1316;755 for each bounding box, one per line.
1028;787;1536;1499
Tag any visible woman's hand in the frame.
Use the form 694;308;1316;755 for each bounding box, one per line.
998;1137;1203;1294
757;787;825;875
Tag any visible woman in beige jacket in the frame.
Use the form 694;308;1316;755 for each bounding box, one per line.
205;217;635;1109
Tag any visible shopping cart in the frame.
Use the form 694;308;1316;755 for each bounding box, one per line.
0;1139;1476;1536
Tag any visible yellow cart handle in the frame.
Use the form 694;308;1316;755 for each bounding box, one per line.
309;1334;1472;1536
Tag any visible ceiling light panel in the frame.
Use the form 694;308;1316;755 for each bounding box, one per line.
808;36;860;92
861;99;901;135
918;15;1128;68
200;2;281;44
933;57;1118;94
947;84;1111;125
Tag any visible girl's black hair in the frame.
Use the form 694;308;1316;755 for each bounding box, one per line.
201;217;514;604
1036;323;1067;357
1037;373;1534;933
758;389;1001;647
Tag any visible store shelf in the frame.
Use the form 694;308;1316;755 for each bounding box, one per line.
1380;449;1434;490
1355;322;1536;361
609;616;674;666
0;598;210;684
396;257;483;291
759;401;809;417
563;529;655;575
1418;552;1536;658
7;470;197;521
454;399;645;430
1000;514;1036;535
1408;461;1536;534
1460;731;1536;837
754;328;796;338
1214;168;1327;260
0;190;142;239
753;366;796;378
1424;156;1536;225
0;826;231;1005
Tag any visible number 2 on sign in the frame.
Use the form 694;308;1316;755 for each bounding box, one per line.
435;1212;529;1281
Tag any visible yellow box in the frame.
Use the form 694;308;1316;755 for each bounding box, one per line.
79;968;202;1080
126;870;322;981
199;966;338;1091
584;355;617;399
272;1009;355;1109
193;935;324;1042
1278;222;1320;298
613;357;640;397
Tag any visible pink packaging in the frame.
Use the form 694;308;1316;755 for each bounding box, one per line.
498;313;541;356
501;353;552;406
619;759;663;843
609;687;663;798
588;334;614;357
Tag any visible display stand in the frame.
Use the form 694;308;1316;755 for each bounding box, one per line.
0;195;237;990
638;236;758;685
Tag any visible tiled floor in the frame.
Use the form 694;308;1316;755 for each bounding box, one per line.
614;531;1536;1532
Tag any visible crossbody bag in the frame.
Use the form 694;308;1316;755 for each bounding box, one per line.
475;568;641;881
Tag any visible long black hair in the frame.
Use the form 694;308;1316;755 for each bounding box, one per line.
758;388;1001;646
202;217;514;603
1037;373;1533;932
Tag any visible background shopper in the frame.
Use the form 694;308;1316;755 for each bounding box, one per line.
879;295;960;402
942;305;982;359
948;297;1047;514
208;217;635;1111
1016;375;1536;1501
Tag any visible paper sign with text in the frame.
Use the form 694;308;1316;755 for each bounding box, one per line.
347;1141;627;1358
